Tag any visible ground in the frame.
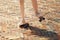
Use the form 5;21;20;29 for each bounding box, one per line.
0;0;60;40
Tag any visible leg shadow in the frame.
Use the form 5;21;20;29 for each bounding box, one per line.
28;26;58;40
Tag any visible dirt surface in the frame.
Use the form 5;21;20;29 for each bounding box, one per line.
0;0;60;40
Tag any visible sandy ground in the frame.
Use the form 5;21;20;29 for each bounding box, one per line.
0;0;60;40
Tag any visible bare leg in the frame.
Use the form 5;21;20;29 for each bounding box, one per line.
20;0;25;24
31;0;38;14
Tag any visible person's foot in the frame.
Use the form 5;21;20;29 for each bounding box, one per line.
19;23;29;29
39;16;45;22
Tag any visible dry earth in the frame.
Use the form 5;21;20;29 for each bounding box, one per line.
0;0;60;40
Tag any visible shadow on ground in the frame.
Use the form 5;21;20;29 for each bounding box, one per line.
28;26;59;40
